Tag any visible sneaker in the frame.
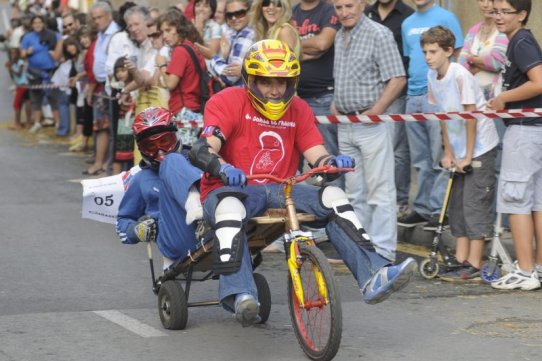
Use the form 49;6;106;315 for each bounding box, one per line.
422;215;448;231
362;257;417;305
28;122;42;133
234;293;260;327
397;211;428;228
396;204;410;219
491;266;541;290
42;118;55;127
441;263;480;281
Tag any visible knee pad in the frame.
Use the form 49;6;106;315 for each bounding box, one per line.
320;186;374;251
213;195;247;275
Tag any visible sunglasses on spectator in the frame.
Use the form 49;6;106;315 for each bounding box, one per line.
225;9;248;20
262;0;282;7
147;31;161;39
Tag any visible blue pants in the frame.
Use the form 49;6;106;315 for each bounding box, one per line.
56;90;71;136
405;94;447;218
386;95;410;206
203;184;390;310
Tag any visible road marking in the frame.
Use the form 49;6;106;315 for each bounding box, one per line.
93;310;167;338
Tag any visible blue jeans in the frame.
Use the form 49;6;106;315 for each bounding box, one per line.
386;95;410;206
338;122;397;261
405;95;447;218
56;90;71;136
203;184;390;310
303;93;343;188
303;93;338;156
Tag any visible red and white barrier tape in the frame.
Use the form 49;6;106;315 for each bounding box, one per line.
315;108;542;124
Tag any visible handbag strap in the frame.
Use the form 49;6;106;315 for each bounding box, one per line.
181;44;204;77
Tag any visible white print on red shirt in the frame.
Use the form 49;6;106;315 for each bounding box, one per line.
250;131;285;182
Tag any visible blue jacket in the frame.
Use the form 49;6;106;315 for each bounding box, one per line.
116;153;203;260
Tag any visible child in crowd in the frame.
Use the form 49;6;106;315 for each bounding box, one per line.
487;0;542;290
8;47;30;130
421;26;499;280
51;36;80;137
113;57;136;175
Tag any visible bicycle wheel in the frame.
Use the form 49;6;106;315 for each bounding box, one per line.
287;243;342;361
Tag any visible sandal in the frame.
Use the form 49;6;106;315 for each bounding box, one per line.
82;168;105;176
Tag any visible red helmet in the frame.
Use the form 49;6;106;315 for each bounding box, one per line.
133;107;179;166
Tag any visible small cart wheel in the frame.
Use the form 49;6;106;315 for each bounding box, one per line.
253;272;271;324
481;263;501;283
158;280;188;330
419;258;439;280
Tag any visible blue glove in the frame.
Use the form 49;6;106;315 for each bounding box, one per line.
219;163;247;187
328;155;355;169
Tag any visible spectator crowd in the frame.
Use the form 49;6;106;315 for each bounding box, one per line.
2;0;542;291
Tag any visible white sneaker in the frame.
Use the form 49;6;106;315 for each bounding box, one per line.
491;266;541;290
535;264;542;280
28;123;42;133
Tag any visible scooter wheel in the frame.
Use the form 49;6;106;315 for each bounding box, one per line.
419;258;439;279
481;263;501;283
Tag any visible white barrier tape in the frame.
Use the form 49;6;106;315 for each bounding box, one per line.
315;108;542;124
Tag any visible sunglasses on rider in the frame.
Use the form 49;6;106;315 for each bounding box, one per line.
262;0;282;7
138;132;177;158
225;9;248;20
147;31;161;39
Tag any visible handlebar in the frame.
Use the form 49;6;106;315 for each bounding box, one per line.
247;165;354;184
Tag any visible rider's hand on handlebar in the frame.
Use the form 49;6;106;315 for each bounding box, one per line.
219;163;247;187
327;155;355;169
133;218;157;243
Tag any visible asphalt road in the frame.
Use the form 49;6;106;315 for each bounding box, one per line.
1;4;542;360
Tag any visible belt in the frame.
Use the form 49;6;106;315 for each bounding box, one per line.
96;81;106;86
338;107;370;116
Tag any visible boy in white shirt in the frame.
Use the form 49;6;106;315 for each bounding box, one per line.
421;26;499;280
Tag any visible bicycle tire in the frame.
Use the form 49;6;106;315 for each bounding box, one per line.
287;243;342;361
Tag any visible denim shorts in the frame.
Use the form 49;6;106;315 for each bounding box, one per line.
448;147;497;240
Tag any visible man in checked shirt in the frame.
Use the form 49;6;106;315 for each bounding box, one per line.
331;0;406;263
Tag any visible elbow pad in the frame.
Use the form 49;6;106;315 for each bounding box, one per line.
189;137;222;177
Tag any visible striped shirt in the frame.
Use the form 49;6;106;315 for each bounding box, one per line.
334;15;405;113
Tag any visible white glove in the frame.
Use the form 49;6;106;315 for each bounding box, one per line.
133;218;157;243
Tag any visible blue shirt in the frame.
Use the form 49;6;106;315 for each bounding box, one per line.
20;31;60;70
401;5;463;96
93;21;120;82
11;59;28;85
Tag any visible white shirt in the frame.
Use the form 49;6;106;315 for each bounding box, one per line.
428;62;498;159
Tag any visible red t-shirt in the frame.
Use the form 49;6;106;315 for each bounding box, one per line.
200;87;323;199
83;40;96;84
166;40;205;114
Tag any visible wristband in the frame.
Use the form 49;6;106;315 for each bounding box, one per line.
156;63;167;68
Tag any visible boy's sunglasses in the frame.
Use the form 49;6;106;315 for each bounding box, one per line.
262;0;282;7
225;9;248;20
147;31;161;39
